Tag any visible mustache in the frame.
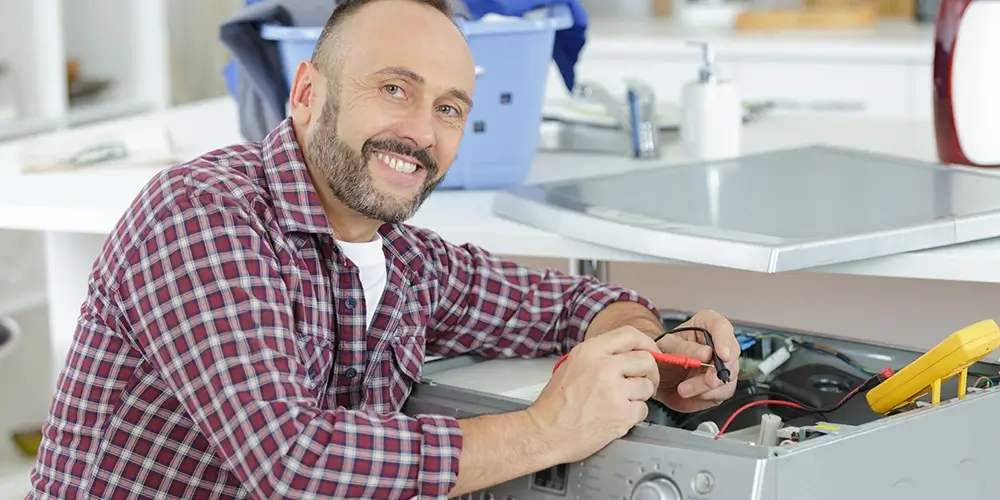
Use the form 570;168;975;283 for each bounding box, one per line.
362;138;437;175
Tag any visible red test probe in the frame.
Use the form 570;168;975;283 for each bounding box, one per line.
552;351;711;374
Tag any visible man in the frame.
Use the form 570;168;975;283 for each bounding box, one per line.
29;0;740;498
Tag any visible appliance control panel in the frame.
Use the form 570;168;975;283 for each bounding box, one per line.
454;435;762;500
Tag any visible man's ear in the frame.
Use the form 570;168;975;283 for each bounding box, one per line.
289;60;322;123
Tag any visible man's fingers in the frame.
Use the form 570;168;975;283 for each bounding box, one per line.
676;365;741;400
622;376;657;401
629;400;650;425
670;310;741;363
615;350;660;379
595;326;660;354
698;382;738;403
676;367;723;398
656;334;713;362
694;311;739;362
713;330;740;362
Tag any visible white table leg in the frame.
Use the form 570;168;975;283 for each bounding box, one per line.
43;232;106;391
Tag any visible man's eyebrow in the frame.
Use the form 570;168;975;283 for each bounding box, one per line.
374;66;474;110
375;66;424;83
447;88;474;110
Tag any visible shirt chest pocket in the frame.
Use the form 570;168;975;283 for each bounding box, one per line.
293;330;336;395
377;326;426;412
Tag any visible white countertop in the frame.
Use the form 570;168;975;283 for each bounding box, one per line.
582;19;935;62
1;96;999;283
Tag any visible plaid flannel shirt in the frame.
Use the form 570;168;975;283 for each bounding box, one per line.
28;118;655;499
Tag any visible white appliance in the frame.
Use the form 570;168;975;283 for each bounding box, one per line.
933;0;1000;168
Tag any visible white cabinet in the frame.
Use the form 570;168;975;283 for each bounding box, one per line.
730;60;912;118
543;27;935;121
0;0;169;141
0;0;64;140
908;63;935;120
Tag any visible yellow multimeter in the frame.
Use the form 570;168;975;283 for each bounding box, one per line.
866;319;1000;415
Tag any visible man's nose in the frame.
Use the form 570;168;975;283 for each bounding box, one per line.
393;107;437;151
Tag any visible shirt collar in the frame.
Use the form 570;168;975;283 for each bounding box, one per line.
259;118;334;237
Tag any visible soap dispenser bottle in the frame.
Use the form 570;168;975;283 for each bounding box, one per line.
681;42;742;162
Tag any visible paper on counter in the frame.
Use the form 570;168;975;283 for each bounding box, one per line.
17;120;180;175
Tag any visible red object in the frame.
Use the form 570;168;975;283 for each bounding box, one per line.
933;0;1000;167
552;351;705;373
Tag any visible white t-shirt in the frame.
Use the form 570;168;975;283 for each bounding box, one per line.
336;236;388;329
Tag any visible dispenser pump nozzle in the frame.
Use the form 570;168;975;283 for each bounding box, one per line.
687;41;718;84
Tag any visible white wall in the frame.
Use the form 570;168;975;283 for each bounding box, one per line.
167;0;244;105
0;232;44;315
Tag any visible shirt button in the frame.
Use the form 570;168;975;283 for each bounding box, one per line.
345;298;356;309
346;367;358;378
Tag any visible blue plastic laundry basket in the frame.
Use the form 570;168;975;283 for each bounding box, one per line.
260;5;573;189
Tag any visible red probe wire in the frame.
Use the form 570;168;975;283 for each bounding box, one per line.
551;351;709;374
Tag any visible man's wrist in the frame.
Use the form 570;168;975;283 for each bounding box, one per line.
520;407;571;466
585;301;663;341
632;316;665;338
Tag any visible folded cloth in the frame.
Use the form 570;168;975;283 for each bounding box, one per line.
462;0;586;92
220;0;335;141
221;0;472;142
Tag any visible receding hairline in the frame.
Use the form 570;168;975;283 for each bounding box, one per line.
309;0;455;70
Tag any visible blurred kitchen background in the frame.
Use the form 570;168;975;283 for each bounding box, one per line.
0;0;953;316
0;0;952;321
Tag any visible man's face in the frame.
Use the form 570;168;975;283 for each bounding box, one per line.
300;0;475;223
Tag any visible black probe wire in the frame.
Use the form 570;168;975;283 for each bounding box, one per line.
654;326;732;383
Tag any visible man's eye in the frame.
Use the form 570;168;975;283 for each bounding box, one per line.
437;105;459;117
383;85;403;97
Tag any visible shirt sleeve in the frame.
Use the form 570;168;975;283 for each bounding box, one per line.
113;198;462;499
412;227;660;358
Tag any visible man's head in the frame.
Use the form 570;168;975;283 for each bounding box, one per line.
288;0;475;229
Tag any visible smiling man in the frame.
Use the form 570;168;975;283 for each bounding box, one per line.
29;0;739;499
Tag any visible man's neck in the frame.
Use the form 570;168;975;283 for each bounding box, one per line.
304;165;382;243
326;201;382;243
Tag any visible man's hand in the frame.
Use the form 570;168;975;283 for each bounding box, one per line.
654;310;740;412
526;326;660;463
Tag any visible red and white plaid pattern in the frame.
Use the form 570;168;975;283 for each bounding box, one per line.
27;119;654;499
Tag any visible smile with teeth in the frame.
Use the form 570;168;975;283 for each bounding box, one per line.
376;152;420;174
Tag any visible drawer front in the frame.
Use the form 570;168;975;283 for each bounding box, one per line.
730;59;911;119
